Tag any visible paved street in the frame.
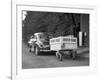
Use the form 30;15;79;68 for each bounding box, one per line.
22;42;89;69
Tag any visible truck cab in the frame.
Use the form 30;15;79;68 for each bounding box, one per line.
29;32;51;55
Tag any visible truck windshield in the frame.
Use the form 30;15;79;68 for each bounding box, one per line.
39;33;49;41
39;34;44;39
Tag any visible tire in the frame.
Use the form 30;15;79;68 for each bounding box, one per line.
34;45;40;56
29;45;32;52
56;51;62;61
59;53;62;61
72;50;77;60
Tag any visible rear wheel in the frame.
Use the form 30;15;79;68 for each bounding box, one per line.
56;51;62;61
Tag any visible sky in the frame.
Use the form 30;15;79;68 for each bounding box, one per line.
22;11;27;20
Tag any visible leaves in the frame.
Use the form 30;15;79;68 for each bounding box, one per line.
22;11;80;42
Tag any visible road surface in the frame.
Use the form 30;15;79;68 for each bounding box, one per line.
22;42;89;69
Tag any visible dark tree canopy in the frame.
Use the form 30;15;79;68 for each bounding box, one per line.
22;11;80;42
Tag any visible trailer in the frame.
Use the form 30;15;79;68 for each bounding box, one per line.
50;35;78;61
28;32;78;61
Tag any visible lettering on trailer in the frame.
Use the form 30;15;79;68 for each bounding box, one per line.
63;38;76;42
51;40;55;43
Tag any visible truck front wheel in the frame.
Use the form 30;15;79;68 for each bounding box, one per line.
34;45;40;56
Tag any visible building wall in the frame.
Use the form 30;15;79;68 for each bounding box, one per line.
80;14;89;47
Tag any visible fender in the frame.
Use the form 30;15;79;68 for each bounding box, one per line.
35;42;43;48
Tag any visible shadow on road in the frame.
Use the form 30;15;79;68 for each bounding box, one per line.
38;51;56;56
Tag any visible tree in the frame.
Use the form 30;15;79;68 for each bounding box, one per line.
22;11;80;42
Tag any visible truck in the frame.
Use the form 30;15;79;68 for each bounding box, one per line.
29;32;52;55
28;32;78;61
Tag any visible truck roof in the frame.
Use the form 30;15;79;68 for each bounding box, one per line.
34;32;44;36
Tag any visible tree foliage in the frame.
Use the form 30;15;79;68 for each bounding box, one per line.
22;11;80;42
